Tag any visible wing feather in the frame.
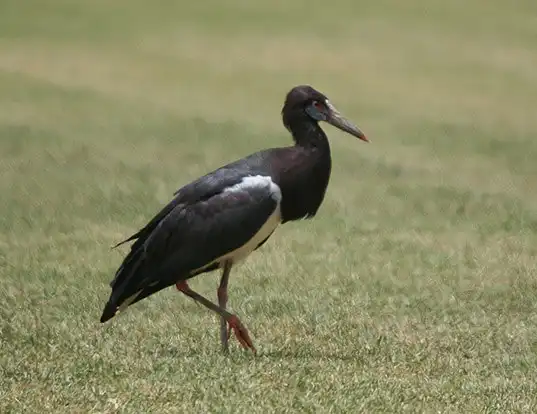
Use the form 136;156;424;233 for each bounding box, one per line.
100;175;280;322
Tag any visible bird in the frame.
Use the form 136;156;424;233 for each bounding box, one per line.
99;85;368;353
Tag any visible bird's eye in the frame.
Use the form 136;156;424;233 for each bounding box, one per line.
305;100;328;121
313;101;325;111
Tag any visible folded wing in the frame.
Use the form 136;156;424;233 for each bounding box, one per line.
100;174;281;322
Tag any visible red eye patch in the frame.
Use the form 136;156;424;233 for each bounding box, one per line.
313;101;325;111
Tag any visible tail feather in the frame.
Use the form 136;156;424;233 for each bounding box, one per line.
111;236;136;250
100;280;175;323
102;196;183;323
100;289;144;323
109;241;146;288
100;243;178;323
100;245;146;323
100;300;119;323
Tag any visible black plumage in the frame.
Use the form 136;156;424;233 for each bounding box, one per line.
100;85;368;353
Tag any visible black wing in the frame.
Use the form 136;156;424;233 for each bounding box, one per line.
100;174;280;322
110;150;270;266
109;152;271;286
111;163;262;251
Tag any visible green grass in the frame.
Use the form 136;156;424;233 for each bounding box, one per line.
2;0;537;412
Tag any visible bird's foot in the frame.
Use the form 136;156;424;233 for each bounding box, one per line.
227;315;256;354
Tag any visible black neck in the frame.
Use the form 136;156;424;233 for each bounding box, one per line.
277;114;333;223
285;114;330;149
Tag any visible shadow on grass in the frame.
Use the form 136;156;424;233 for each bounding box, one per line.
258;348;366;362
146;343;368;363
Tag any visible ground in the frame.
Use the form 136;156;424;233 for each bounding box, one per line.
1;0;537;412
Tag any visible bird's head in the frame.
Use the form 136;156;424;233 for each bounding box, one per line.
282;85;369;142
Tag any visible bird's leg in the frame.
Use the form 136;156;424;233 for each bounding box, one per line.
217;261;232;352
176;280;256;353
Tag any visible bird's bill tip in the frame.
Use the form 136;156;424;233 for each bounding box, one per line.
325;101;369;142
357;132;369;143
327;112;369;142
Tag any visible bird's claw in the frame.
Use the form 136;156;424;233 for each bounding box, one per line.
227;315;256;354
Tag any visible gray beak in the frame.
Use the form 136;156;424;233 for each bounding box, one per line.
325;101;369;142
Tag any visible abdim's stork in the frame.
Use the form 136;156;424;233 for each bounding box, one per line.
100;85;368;353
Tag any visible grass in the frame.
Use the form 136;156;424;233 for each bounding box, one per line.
1;0;537;412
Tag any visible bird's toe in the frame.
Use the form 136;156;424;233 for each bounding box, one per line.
227;315;256;354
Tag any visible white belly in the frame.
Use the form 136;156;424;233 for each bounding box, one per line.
196;175;282;269
218;202;281;265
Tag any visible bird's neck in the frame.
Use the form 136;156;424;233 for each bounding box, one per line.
287;117;330;149
276;117;332;223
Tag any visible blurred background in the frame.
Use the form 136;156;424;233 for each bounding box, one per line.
1;0;537;412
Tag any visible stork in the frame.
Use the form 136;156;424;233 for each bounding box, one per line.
100;85;368;353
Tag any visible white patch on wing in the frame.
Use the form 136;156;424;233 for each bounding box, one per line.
224;175;282;202
220;200;281;264
193;175;282;271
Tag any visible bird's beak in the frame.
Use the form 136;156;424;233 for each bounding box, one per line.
326;101;369;142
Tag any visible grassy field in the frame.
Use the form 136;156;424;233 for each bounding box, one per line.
2;0;537;412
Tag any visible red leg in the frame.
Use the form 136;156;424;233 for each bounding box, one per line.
175;279;256;353
217;262;232;352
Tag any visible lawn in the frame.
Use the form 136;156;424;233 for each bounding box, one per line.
1;0;537;412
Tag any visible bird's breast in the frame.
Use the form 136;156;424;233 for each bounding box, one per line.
278;161;331;222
